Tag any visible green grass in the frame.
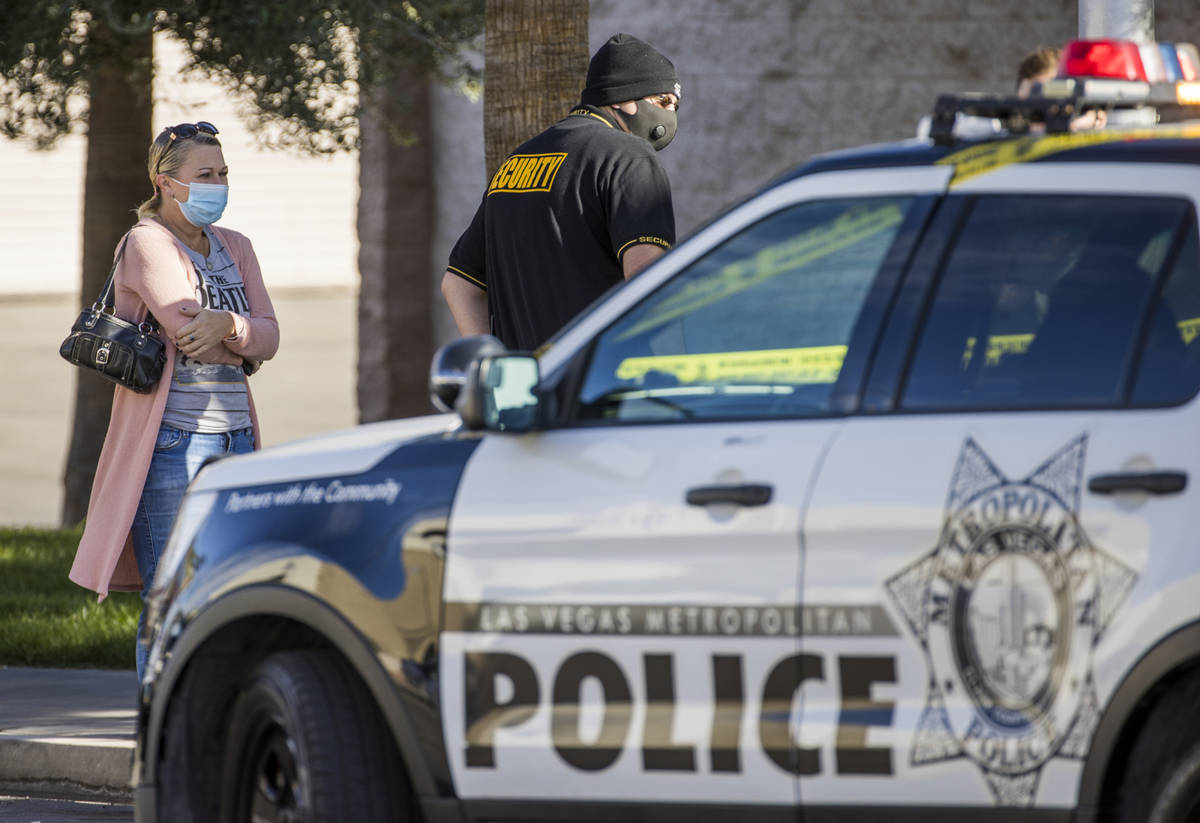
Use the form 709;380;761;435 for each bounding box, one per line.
0;526;139;669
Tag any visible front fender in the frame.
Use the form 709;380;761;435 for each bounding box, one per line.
136;432;482;820
142;582;448;799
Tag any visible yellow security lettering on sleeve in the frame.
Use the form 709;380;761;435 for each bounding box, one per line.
617;236;671;258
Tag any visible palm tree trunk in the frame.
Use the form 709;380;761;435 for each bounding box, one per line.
483;0;589;181
60;21;152;526
356;70;436;422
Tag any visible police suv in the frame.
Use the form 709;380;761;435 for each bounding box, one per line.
136;39;1200;823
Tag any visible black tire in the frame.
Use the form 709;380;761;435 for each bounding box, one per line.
1148;741;1200;823
158;658;227;823
1117;674;1200;822
219;649;411;823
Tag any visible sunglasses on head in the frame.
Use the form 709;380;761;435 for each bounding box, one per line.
162;121;219;142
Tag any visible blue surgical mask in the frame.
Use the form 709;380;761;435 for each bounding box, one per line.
169;177;229;227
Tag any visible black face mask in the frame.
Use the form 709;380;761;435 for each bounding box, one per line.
620;99;677;151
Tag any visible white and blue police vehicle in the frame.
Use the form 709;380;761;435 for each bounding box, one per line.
135;39;1200;823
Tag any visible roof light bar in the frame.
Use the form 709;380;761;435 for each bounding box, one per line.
926;39;1200;145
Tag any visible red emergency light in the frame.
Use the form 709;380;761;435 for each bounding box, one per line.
1061;40;1148;81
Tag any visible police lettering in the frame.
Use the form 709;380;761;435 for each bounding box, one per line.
471;602;886;637
463;650;896;776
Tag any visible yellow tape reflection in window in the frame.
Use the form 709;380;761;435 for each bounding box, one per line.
962;317;1200;369
616;204;905;341
615;346;848;386
1178;316;1200;345
962;333;1034;368
616;318;1200;391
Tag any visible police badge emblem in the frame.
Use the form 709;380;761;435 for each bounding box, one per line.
886;435;1137;806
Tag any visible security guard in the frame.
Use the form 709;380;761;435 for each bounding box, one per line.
441;33;681;351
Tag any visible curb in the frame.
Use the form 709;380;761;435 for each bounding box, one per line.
0;667;137;802
0;737;133;802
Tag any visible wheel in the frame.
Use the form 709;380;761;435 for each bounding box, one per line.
1117;673;1200;822
219;649;410;823
1148;741;1200;823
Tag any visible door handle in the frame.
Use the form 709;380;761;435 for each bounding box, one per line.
1087;471;1188;495
685;483;773;507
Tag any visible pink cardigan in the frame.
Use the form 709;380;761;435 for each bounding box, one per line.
69;218;279;599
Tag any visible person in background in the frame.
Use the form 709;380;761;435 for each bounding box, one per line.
69;121;279;680
442;32;682;352
1016;46;1062;98
1017;45;1107;129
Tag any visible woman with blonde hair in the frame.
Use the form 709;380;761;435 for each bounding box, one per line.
70;121;279;679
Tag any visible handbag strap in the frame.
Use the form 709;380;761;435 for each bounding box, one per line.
92;231;160;333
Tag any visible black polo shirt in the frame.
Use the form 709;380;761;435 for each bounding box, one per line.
447;105;675;351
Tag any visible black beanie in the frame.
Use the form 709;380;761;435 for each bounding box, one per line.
580;33;680;107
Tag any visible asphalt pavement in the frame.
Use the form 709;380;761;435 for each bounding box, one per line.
0;795;133;822
0;668;135;802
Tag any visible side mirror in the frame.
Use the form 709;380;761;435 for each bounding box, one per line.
429;335;507;414
457;354;541;432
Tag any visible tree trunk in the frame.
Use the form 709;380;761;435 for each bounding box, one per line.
356;69;436;423
483;0;589;181
60;21;153;526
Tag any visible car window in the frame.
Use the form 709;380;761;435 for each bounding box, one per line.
1132;218;1200;406
576;196;915;422
900;195;1193;411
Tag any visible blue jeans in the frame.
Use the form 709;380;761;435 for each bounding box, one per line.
131;424;254;680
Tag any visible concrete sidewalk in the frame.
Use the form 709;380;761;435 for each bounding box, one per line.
0;667;136;801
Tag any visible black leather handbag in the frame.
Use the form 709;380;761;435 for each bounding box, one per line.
59;236;167;394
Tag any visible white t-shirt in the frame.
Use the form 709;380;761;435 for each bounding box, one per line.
161;227;252;433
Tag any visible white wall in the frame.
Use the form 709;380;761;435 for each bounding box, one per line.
0;137;87;295
0;32;360;296
431;70;486;345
